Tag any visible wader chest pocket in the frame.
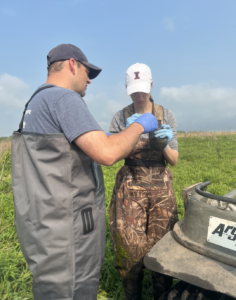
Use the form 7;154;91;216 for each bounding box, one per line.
81;207;94;235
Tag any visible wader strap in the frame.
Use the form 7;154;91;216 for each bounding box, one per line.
125;159;166;167
18;84;55;132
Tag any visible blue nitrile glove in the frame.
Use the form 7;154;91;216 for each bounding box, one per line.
135;113;158;134
126;113;142;128
154;124;173;150
106;133;114;136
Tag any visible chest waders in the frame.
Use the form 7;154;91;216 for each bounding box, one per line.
11;85;106;300
109;101;178;299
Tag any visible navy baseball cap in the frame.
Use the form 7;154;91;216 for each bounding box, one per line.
47;44;102;79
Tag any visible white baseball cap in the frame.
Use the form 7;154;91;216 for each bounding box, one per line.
125;63;152;96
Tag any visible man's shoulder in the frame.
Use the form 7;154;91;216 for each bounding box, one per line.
38;84;81;99
32;84;85;109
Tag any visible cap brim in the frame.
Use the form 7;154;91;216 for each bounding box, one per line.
80;61;102;80
126;83;151;96
144;231;236;298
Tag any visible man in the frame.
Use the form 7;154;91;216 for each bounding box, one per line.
11;44;158;300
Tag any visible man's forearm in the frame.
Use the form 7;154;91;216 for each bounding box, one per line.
104;123;143;164
74;123;144;166
74;113;159;166
163;146;179;166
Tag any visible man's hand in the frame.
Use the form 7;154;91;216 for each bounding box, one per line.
126;113;158;134
154;124;173;150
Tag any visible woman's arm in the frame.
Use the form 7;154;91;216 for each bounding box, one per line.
163;146;179;166
109;110;125;133
162;108;179;166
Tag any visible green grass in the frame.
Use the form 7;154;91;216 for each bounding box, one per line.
0;139;33;300
1;134;236;300
99;134;236;299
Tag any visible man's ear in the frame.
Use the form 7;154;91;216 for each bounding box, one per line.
68;58;76;75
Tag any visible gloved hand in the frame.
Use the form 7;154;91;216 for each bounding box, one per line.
126;113;142;128
135;113;158;134
106;133;114;136
126;113;158;134
154;124;173;150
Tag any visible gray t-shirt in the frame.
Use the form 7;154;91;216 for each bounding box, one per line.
109;106;178;151
22;84;102;143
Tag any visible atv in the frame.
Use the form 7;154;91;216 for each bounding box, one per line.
144;182;236;300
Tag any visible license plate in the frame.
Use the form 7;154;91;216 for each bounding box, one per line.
207;216;236;251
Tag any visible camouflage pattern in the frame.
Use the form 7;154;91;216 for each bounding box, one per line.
109;100;178;299
123;102;166;161
109;165;178;278
125;137;166;161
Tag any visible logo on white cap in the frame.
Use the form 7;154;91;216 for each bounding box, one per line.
134;72;140;80
125;63;152;96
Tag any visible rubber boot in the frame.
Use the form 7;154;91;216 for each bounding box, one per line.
122;265;144;300
152;271;173;300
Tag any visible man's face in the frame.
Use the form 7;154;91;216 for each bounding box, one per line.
74;63;91;97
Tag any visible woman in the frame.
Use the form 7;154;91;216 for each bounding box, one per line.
109;63;179;300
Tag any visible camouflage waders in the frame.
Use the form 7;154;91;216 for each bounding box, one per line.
109;102;178;299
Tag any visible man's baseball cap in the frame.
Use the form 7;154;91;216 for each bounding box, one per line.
47;44;102;79
125;63;152;95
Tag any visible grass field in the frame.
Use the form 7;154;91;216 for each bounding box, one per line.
0;132;236;300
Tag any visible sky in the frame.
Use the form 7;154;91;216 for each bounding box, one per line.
0;0;236;136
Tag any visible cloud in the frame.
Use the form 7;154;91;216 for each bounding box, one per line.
84;83;128;131
85;82;236;132
85;92;107;105
159;84;236;131
160;84;236;107
1;8;17;16
0;74;30;108
163;18;175;32
98;121;110;133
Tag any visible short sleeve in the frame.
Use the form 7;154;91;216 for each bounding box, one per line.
109;110;126;133
54;92;102;143
163;108;178;152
